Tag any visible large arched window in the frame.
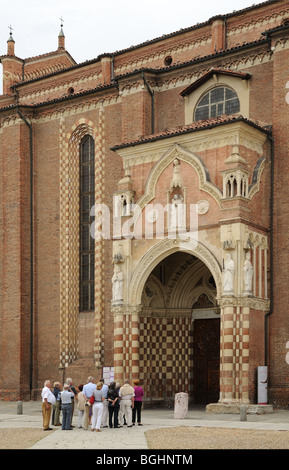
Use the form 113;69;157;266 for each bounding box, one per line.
194;86;240;121
79;135;95;311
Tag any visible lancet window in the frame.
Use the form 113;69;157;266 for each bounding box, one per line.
79;135;95;311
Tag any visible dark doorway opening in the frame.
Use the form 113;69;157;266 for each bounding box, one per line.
193;318;220;404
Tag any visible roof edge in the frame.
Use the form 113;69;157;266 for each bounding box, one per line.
180;69;251;97
111;115;271;151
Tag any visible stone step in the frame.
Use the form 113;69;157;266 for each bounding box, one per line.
206;403;274;414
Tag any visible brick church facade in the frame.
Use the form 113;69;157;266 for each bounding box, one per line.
1;0;289;407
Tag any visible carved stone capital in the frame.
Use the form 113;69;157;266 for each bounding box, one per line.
218;296;269;310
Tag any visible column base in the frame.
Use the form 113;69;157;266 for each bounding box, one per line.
206;402;273;414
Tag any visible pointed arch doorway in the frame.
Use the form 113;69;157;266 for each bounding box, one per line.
139;251;220;405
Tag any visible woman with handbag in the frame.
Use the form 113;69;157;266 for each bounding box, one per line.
90;382;105;432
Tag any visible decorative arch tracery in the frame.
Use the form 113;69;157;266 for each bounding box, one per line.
128;237;222;307
141;255;217;310
134;144;222;214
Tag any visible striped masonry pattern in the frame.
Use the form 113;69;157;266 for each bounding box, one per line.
59;117;103;368
220;306;250;403
138;315;192;399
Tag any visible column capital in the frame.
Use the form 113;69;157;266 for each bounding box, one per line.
111;304;142;316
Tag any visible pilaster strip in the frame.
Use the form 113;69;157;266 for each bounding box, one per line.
59;117;99;368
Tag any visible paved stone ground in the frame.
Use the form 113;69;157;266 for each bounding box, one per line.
1;401;289;450
145;426;289;449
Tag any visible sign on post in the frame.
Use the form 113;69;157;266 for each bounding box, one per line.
257;366;268;405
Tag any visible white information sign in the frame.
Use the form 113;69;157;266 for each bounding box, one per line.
257;366;268;405
102;366;114;385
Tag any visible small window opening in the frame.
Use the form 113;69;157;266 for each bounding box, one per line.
164;56;173;66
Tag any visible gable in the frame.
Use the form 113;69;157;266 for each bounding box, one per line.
180;68;251;97
181;68;251;125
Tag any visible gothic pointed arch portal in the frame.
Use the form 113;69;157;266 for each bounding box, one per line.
113;238;223;405
140;250;221;404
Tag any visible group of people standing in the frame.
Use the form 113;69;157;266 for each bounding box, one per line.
41;376;144;432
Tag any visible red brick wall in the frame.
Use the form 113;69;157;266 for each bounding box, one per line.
268;45;289;405
249;309;267;403
0;120;32;400
248;61;273;125
226;1;289;49
32;119;62;391
0;0;289;403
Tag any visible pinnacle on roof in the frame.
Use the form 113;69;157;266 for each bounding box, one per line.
7;25;14;42
7;25;15;56
58;17;65;50
58;16;65;37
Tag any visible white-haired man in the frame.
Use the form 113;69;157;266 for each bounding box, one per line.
83;376;96;430
119;379;135;427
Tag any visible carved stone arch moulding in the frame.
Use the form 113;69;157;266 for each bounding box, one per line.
66;118;99;149
128;238;222;306
167;257;215;309
141;274;166;308
175;265;217;309
135;143;222;213
191;287;217;309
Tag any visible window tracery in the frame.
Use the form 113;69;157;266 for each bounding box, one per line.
194;86;240;121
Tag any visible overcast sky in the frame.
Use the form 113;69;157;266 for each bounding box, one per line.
1;0;267;62
0;0;266;91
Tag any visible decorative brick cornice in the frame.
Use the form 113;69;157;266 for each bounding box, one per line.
227;5;289;35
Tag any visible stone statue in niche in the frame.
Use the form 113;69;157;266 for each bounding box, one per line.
112;264;125;303
169;193;185;230
222;253;235;295
243;251;254;295
170;158;183;189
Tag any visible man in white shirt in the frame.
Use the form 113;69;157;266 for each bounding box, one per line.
41;380;56;430
100;378;109;427
82;376;96;430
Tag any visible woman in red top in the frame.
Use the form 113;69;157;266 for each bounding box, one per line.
132;379;144;426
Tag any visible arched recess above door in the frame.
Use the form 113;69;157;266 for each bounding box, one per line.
128;237;222;306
